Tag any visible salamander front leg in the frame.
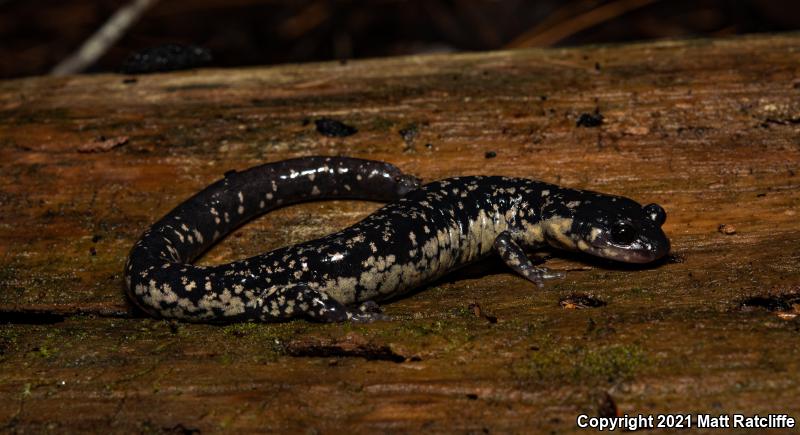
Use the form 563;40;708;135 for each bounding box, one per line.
260;285;388;323
493;231;565;287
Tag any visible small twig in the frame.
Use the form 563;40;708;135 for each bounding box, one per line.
50;0;160;76
507;0;659;48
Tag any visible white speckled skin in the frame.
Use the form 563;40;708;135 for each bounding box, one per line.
125;157;670;323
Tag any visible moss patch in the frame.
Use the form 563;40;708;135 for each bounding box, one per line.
514;343;646;385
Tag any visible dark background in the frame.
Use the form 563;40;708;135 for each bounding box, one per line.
1;0;797;79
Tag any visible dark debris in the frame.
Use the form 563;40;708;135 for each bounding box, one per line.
286;333;405;362
740;292;800;312
314;118;358;137
577;112;604;128
559;293;607;309
468;303;497;323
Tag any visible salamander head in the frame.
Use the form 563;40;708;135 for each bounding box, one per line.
356;161;421;200
543;195;670;264
395;173;422;196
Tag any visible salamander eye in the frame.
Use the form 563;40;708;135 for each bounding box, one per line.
610;221;637;246
643;203;666;226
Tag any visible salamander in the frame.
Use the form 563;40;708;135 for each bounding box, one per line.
124;156;670;323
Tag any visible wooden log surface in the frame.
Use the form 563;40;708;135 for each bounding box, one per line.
1;33;800;432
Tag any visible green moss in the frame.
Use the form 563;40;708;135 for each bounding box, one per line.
515;343;646;384
581;345;646;381
33;345;56;359
221;322;263;337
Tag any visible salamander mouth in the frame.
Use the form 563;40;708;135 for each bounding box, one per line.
581;234;670;264
599;238;670;263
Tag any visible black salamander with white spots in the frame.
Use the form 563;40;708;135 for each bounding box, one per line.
125;156;670;323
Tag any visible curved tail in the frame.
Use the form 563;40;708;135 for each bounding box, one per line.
124;156;420;321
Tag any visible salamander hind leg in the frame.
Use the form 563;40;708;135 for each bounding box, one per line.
493;231;566;288
261;285;388;323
